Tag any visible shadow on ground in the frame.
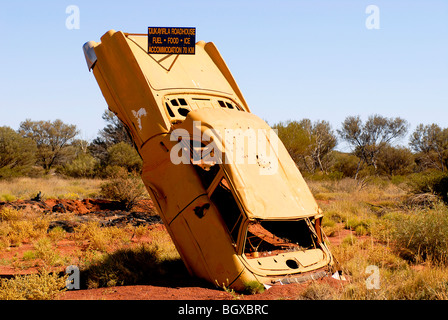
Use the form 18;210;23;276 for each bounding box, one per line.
79;245;213;290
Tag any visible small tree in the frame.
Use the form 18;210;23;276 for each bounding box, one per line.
409;123;448;172
0;126;37;178
100;168;147;210
106;142;142;173
274;119;337;174
58;153;99;178
18;119;79;173
376;145;415;176
330;151;362;178
301;119;337;173
337;114;409;178
90;110;133;162
273;120;311;170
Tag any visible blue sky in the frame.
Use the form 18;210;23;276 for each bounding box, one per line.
0;0;447;151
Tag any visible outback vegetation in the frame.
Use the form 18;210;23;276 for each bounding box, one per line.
0;112;447;299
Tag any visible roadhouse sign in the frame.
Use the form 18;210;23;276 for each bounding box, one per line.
148;27;196;55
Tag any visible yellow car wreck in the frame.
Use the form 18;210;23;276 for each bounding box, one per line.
83;30;334;291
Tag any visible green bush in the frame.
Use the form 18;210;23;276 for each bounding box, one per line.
381;203;448;263
407;170;448;204
354;225;368;236
106;142;142;173
242;281;265;295
0;126;37;178
58;153;99;178
0;194;17;202
22;250;37;261
100;168;148;210
329;152;361;178
376;145;415;176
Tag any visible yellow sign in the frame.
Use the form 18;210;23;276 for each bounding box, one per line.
148;27;196;54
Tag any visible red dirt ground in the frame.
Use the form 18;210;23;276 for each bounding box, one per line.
58;277;344;300
0;198;350;300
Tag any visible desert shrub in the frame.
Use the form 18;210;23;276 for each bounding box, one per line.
0;208;22;221
321;198;374;223
341;265;448;300
298;281;338;300
33;238;64;266
383;267;448;300
406;170;448;204
321;217;342;237
73;221;130;252
329;239;437;300
48;226;66;242
22;250;37;261
100;168;148;210
2;215;49;246
105;142;142;173
58;192;80;200
0;194;17;202
99;165;123;178
133;225;149;240
329;152;362;178
391;175;407;186
242;280;265;295
354;225;368;236
344;216;362;230
322;216;336;228
25;166;46;178
345;216;373;234
379;203;448;263
58;153;99;178
341;234;357;247
364;242;408;271
0;270;66;300
376;145;415;176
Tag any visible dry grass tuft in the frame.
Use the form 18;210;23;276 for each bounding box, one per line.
0;269;67;300
0;177;102;200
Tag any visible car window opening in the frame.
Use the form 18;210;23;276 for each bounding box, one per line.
210;177;242;243
178;98;188;106
225;102;234;109
244;220;318;259
178;107;190;117
165;103;175;117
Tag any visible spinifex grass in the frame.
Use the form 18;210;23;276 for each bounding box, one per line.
0;177;103;200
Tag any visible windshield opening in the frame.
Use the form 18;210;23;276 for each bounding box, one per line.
244;219;318;258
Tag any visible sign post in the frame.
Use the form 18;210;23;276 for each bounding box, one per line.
148;27;196;55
